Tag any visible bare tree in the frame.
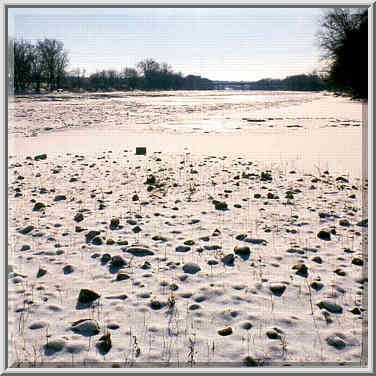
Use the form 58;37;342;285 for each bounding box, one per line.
37;39;69;90
318;8;368;99
12;39;35;92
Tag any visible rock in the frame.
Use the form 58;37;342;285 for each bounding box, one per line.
124;246;154;257
74;213;84;222
43;339;65;354
310;281;324;291
269;284;287;297
218;327;233;336
207;259;218;266
292;263;308;277
243;356;260;367
107;323;120;330
312;256;323;264
317;300;343;314
339;219;351;227
213;200;228;210
141;261;151;269
240;321;253;330
86;230;101;243
326;334;346;349
19;225;34;235
356;219;368;227
29;321;48;330
183;263;201;274
110;218;120;229
71;319;100;336
132;226;142;233
184;240;195;246
116;273;129;281
260;171;272;181
106;239;115;245
36;268;47;278
34;153;47;161
176;245;191;253
20;244;31;251
317;230;331;241
352;257;364;266
78;289;100;304
350;307;361;315
266;329;281;340
33;202;46;211
132;194;139;201
244;238;267;245
111;255;126;267
222;253;235;265
236;234;247;241
54;195;67;202
100;253;112;263
63;265;74;274
92;236;103;246
145;175;156;185
150;299;166;310
334;268;346;276
234;246;251;259
96;333;112;354
336;176;349;183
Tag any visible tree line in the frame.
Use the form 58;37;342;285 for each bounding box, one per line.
10;39;214;93
318;8;368;99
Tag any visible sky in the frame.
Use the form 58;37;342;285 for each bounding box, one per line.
8;7;327;81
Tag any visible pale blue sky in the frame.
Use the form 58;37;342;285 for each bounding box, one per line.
8;7;326;81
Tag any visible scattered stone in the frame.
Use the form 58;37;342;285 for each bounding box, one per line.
85;230;100;243
218;327;233;336
234;246;251;259
208;259;218;266
43;339;65;354
312;256;323;264
74;213;84;222
54;195;67;202
100;254;111;263
243;356;260;367
78;289;100;304
292;263;308;277
356;219;368;227
310;281;324;291
141;261;151;269
107;323;120;330
92;236;103;246
176;245;191;253
132;226;142;233
29;321;47;330
350;307;361;315
326;334;346;349
96;333;112;354
63;265;74;274
19;225;34;235
124;246;154;257
269;284;287;297
34;154;47;161
110;218;120;229
260;171;272;181
222;253;235;265
266;329;281;340
106;239;115;245
33;202;46;211
336;176;349;183
116;273;129;281
339;219;351;227
334;268;346;276
236;234;247;241
352;257;364;266
317;300;343;314
317;230;331;241
20;245;31;252
240;321;253;330
184;240;195;246
111;255;126;267
150;299;165;310
36;268;47;278
71;319;100;336
132;194;139;201
213;200;228;210
183;263;201;274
